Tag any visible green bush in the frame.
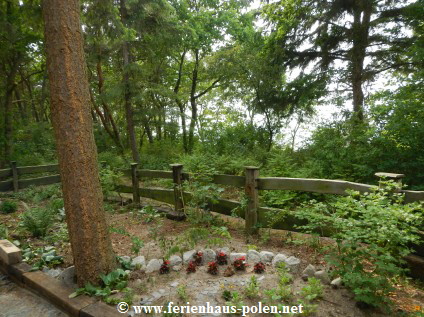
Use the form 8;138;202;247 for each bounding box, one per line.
20;208;55;238
0;201;18;214
295;182;423;311
0;224;8;239
99;167;123;197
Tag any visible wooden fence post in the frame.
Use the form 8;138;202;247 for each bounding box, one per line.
170;164;185;220
245;166;259;235
11;161;18;192
375;172;405;189
131;163;140;205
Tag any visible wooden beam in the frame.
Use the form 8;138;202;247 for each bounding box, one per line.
245;166;259;235
17;164;59;175
138;170;173;179
257;177;373;195
11;162;18;192
0;168;12;180
131;163;140;205
0;180;13;192
171;164;185;218
18;175;61;189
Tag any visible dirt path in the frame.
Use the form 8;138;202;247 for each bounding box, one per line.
0;274;68;317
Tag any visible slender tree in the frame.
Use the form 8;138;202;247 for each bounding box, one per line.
42;0;116;286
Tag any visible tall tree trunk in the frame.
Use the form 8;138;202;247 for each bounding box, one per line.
3;67;17;167
23;76;40;122
42;0;116;286
173;51;188;153
1;0;20;167
120;0;140;163
351;0;371;123
188;49;200;154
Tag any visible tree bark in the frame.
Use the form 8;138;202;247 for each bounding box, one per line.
42;0;116;286
350;0;372;123
188;49;200;154
120;0;140;163
173;51;188;153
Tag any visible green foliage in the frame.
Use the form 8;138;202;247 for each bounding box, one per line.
296;183;424;310
22;246;64;271
244;275;260;299
135;205;161;223
299;277;323;302
46;222;69;244
15;184;61;203
130;236;144;255
20;208;55;237
0;224;9;239
224;291;245;315
0;201;18;214
176;285;189;302
99;166;123;197
117;256;134;270
70;268;131;304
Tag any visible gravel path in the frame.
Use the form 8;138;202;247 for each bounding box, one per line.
0;274;69;317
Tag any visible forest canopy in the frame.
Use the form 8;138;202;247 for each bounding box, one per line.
1;0;424;188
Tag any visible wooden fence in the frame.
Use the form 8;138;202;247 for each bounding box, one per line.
0;162;61;192
1;161;423;252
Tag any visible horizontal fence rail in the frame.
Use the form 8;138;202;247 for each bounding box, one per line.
0;162;60;192
1;162;423;257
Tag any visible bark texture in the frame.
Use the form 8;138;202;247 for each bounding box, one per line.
42;0;116;286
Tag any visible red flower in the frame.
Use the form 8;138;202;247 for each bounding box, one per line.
186;261;197;273
207;261;219;275
253;262;265;274
216;252;228;265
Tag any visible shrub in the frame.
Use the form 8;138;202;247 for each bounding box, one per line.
233;256;247;271
0;224;8;239
160;260;170;274
0;201;18;214
296;181;424;311
20;208;54;237
207;261;219;275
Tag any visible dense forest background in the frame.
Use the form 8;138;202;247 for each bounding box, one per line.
1;0;424;191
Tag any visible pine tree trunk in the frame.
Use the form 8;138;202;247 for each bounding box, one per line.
351;0;371;123
42;0;116;286
120;0;140;163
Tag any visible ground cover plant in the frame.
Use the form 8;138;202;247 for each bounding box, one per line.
1;182;424;316
295;181;424;311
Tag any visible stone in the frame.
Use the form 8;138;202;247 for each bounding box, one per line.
272;253;288;267
169;255;182;267
151;291;162;300
284;256;301;273
145;259;163;273
121;255;131;263
172;265;182;272
302;264;316;277
331;277;342;289
183;250;197;264
229;253;246;263
247;250;261;264
202;249;216;263
314;270;330;284
170;281;179;287
0;239;22;265
57;266;76;288
131;256;146;269
42;268;62;278
259;251;275;264
217;247;230;255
